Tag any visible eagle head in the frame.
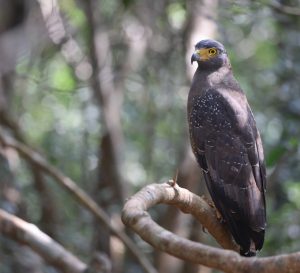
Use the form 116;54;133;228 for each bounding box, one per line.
191;39;230;70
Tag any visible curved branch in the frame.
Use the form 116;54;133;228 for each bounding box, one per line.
0;129;157;273
0;208;86;273
122;182;300;273
128;181;238;251
270;2;300;16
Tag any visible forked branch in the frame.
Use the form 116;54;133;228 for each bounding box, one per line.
122;182;300;273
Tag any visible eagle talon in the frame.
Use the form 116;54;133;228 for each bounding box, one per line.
202;195;215;208
215;209;223;222
219;217;226;224
168;179;176;187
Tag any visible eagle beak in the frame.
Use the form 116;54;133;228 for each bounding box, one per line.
191;52;200;64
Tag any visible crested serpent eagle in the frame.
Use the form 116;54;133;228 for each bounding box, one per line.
188;39;266;256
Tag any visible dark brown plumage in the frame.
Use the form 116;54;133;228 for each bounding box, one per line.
188;39;266;256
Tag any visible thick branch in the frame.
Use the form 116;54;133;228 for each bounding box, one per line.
0;129;157;273
122;182;300;273
0;208;86;273
140;182;238;250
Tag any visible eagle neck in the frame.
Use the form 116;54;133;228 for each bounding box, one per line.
195;66;233;88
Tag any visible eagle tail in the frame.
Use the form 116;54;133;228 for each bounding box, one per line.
203;172;265;257
240;249;256;257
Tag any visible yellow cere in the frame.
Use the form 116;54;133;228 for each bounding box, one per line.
196;47;218;61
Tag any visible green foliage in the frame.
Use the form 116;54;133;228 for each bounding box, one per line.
60;0;86;28
266;145;286;167
254;41;277;69
48;57;76;93
167;3;187;30
286;182;300;209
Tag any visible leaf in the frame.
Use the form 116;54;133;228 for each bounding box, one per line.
266;145;286;167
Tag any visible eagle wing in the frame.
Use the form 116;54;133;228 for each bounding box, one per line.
188;89;266;254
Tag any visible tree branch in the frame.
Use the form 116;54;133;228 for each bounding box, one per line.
270;1;300;16
0;128;157;273
0;208;86;273
122;182;300;273
0;110;62;240
123;182;238;252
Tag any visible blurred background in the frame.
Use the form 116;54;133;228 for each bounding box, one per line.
0;0;300;272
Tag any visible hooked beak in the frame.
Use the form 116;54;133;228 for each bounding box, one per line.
191;52;200;64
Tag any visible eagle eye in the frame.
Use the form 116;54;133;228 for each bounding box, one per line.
208;48;217;56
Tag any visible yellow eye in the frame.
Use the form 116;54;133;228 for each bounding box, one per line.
208;48;217;56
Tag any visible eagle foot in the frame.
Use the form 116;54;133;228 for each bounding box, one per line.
202;196;215;208
168;179;176;187
202;196;224;221
216;210;225;223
